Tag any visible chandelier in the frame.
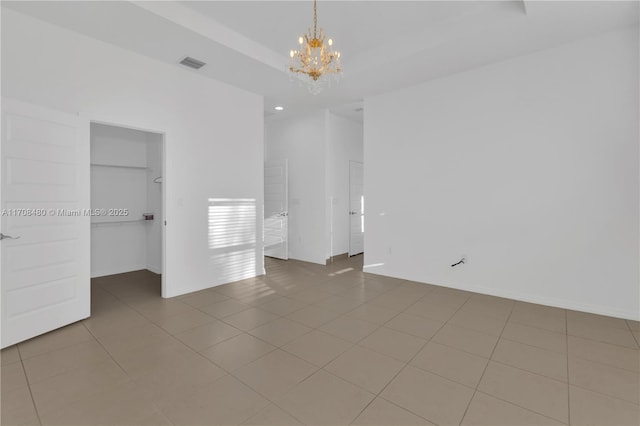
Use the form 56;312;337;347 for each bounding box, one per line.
289;0;342;95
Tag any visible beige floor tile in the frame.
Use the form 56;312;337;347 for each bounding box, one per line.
199;298;252;318
134;358;227;407
282;330;352;367
1;345;21;366
29;359;130;415
277;370;375;425
161;374;270;425
286;305;340;328
174;320;242;351
113;341;197;379
22;340;112;384
287;287;333;303
96;322;175;357
1;361;28;392
411;342;489;388
200;333;275;371
567;310;630;330
242;403;303;425
82;306;150;337
421;290;470;310
235;289;282;307
259;297;308;316
478;361;568;423
385;313;444;340
339;285;388;303
178;289;230;308
509;303;566;333
501;322;567;354
568;335;640;372
381;366;474;425
627;320;640;332
405;300;459;322
460;296;514;321
352;397;435;425
1;385;40;426
346;304;400;325
449;309;507;336
314;295;364;314
359;327;426;362
492;339;567;382
325;345;405;394
133;299;194;322
367;293;418;312
38;381;161;426
319;316;379;343
248;318;311;347
234;349;317;398
569;385;640;426
154;308;216;334
462;391;564;425
567;320;638;349
18;322;94;360
222;307;280;331
568;356;640;404
433;324;499;358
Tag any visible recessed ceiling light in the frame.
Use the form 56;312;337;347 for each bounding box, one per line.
274;106;284;111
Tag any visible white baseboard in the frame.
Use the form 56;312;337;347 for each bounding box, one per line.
364;271;639;321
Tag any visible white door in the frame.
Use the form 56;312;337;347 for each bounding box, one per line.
349;161;364;256
264;159;288;260
1;98;90;348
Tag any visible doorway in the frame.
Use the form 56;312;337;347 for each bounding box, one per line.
349;161;364;256
264;159;288;260
89;122;165;298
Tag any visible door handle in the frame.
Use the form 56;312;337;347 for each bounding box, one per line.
278;212;288;217
349;211;358;215
0;233;20;240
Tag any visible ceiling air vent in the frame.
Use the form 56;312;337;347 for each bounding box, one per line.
179;56;206;70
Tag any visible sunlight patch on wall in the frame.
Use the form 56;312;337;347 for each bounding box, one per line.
208;198;257;284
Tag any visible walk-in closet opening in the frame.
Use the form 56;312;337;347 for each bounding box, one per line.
89;122;165;301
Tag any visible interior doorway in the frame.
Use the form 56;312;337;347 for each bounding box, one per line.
349;161;364;256
89;122;165;299
264;159;289;260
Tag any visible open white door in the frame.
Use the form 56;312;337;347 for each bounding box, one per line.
349;161;364;256
1;98;90;348
264;159;288;260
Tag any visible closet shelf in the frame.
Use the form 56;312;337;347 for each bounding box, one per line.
90;163;148;170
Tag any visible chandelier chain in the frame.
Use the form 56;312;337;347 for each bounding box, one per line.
313;0;317;38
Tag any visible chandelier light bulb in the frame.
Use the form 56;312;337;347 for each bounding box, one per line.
299;37;304;45
328;39;333;46
290;50;294;58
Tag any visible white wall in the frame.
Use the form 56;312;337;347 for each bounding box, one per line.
326;113;364;258
146;132;163;275
265;111;327;264
364;28;639;320
2;9;264;297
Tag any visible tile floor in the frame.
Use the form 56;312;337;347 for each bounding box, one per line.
2;256;639;425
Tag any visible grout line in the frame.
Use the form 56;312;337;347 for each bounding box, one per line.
15;345;43;426
347;291;475;425
566;309;571;426
458;301;514;425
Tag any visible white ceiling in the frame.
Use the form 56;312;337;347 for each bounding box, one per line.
3;1;639;123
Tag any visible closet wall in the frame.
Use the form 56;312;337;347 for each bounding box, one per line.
90;123;162;278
